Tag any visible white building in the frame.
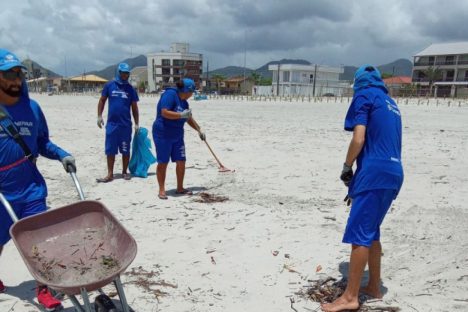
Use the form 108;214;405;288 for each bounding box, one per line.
268;64;345;96
147;43;203;92
413;41;468;97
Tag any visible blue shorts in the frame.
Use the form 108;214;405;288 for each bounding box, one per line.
153;135;186;163
342;189;396;247
105;125;132;156
0;198;47;245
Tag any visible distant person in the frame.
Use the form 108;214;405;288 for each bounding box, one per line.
152;78;205;199
96;63;139;182
0;49;76;311
322;65;404;311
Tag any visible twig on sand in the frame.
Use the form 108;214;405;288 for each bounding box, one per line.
290;297;298;312
7;301;18;312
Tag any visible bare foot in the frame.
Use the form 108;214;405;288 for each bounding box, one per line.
360;286;382;299
321;295;359;312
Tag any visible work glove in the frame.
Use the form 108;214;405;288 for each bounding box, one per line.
97;116;104;128
62;156;76;173
340;163;353;186
179;109;192;119
198;130;206;141
134;124;140;134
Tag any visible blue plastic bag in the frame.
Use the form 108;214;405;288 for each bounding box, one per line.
129;127;157;178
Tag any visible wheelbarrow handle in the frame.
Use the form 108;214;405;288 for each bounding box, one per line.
69;171;85;201
0;192;19;223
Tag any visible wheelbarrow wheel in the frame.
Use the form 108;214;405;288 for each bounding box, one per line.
94;294;117;312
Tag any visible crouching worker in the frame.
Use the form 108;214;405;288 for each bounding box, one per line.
0;49;76;311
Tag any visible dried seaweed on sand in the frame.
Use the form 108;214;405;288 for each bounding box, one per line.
193;192;229;203
296;277;400;312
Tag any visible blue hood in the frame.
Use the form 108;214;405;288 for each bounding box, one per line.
353;64;387;93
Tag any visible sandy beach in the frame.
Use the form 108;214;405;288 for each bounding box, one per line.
0;94;467;312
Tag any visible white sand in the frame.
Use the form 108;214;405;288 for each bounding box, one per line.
0;94;467;311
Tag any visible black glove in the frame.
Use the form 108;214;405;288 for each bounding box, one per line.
340;163;353;186
344;195;352;206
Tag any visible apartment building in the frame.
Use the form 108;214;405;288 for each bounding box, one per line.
147;43;203;92
413;42;468;97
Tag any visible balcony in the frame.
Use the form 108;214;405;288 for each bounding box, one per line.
458;60;468;65
435;60;456;66
456;77;468;82
414;62;434;67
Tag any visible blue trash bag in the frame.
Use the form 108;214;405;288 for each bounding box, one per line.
129;127;157;178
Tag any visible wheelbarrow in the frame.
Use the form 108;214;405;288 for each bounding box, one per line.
0;168;137;312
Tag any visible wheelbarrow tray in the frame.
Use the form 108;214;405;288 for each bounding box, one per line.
9;200;137;295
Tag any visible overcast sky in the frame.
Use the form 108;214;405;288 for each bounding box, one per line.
1;0;467;76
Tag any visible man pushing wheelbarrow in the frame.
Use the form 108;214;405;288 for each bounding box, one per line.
0;49;76;311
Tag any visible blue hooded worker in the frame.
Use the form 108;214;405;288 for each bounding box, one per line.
0;48;76;310
97;62;139;182
322;65;404;311
152;78;206;200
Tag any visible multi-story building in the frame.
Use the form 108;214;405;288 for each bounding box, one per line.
412;42;468;97
147;43;203;92
268;64;344;96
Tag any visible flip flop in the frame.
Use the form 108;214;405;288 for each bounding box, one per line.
176;189;193;195
123;173;131;180
158;194;168;200
96;177;113;183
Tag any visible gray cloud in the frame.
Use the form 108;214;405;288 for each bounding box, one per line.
1;0;467;75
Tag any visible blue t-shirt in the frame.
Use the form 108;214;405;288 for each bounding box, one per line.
102;80;139;128
0;96;70;203
344;87;404;198
152;88;189;139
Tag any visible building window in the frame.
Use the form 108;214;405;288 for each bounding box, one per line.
162;59;170;66
162;68;170;75
283;71;290;82
173;59;185;67
446;70;454;81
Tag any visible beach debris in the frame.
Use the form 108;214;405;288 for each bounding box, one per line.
272;250;280;256
101;255;119;269
211;256;216;265
283;264;300;274
289;297;298;312
123;266;176;301
297;277;401;311
193;192;228;203
316;265;322;272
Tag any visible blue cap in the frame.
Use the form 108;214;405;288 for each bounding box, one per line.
0;49;26;71
118;62;131;73
180;78;195;93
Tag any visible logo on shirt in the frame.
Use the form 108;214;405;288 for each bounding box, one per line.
19;127;31;137
111;90;128;99
386;100;401;116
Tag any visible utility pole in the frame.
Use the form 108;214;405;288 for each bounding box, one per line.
243;30;247;94
276;63;280;96
313;64;317;97
206;59;209;92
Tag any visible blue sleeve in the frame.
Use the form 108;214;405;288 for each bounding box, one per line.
344;95;371;131
33;102;71;160
160;92;177;111
132;87;139;102
101;82;110;97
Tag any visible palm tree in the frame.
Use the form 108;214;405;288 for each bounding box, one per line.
424;66;442;96
250;72;261;85
211;74;225;94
